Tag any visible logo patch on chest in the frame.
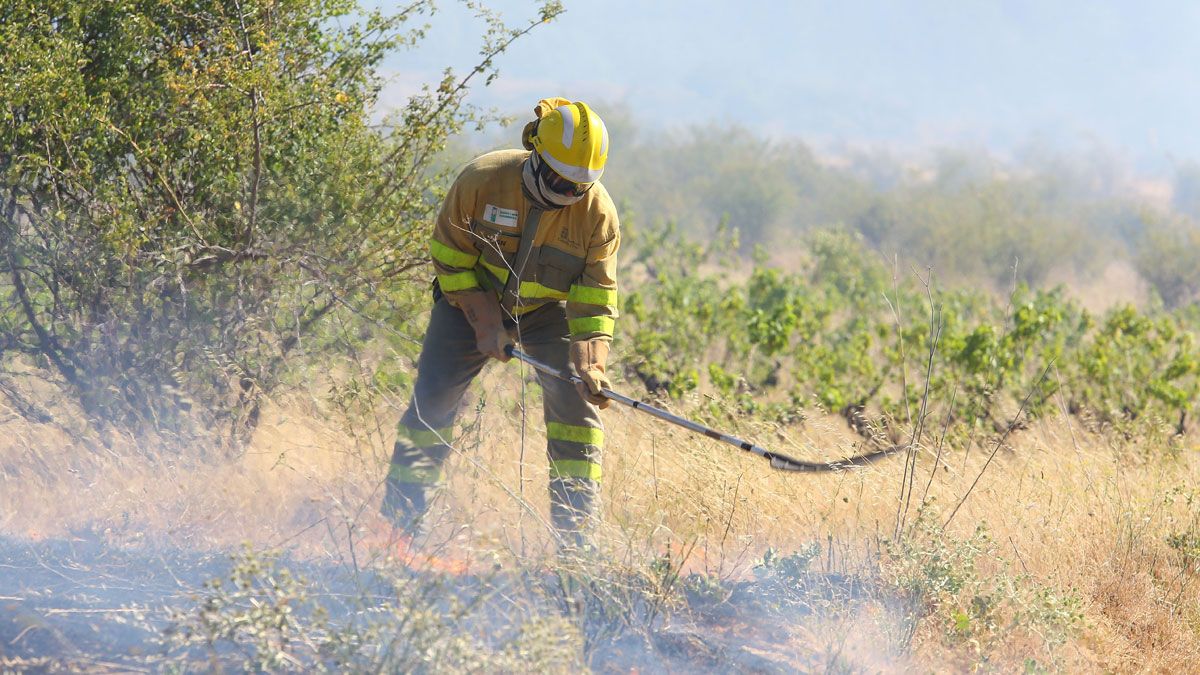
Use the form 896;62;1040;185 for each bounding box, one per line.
483;204;519;228
558;225;583;249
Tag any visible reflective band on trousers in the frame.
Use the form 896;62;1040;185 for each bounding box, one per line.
429;239;479;268
549;459;602;481
398;424;453;448
438;270;479;292
546;421;604;446
568;284;617;306
568;316;615;336
389;462;443;484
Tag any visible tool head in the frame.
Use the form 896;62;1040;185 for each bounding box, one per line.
769;455;820;472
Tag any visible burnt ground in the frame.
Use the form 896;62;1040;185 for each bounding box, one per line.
0;534;221;671
0;534;903;673
0;534;387;672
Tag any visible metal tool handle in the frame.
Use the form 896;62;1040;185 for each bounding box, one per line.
505;345;904;473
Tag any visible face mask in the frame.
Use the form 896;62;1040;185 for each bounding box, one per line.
521;152;590;209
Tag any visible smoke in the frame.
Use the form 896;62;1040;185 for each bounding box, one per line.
0;399;913;672
0;528;915;671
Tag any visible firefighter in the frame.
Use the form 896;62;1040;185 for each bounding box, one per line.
382;98;619;555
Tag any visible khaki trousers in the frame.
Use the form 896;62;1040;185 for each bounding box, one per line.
382;294;604;543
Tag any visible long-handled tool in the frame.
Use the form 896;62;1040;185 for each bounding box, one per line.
507;346;905;473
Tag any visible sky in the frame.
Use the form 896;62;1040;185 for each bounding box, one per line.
373;0;1200;171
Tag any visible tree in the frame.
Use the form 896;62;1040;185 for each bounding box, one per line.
1135;214;1200;310
0;0;561;445
1173;162;1200;221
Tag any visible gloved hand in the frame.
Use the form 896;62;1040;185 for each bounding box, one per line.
569;339;611;409
453;291;512;361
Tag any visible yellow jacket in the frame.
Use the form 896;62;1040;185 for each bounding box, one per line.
429;149;620;342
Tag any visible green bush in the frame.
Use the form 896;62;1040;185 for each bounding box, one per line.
0;0;560;444
620;222;1200;443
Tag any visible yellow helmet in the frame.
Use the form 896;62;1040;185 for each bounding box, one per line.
529;99;609;184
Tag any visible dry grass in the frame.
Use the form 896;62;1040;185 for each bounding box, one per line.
2;360;1199;672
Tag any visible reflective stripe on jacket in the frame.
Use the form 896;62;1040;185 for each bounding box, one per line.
428;149;620;342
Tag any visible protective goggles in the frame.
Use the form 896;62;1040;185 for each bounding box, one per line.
537;158;593;198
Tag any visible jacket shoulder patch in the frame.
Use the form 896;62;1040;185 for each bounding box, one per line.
557;223;584;249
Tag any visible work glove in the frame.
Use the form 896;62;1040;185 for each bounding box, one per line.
453;291;512;362
569;339;611;409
